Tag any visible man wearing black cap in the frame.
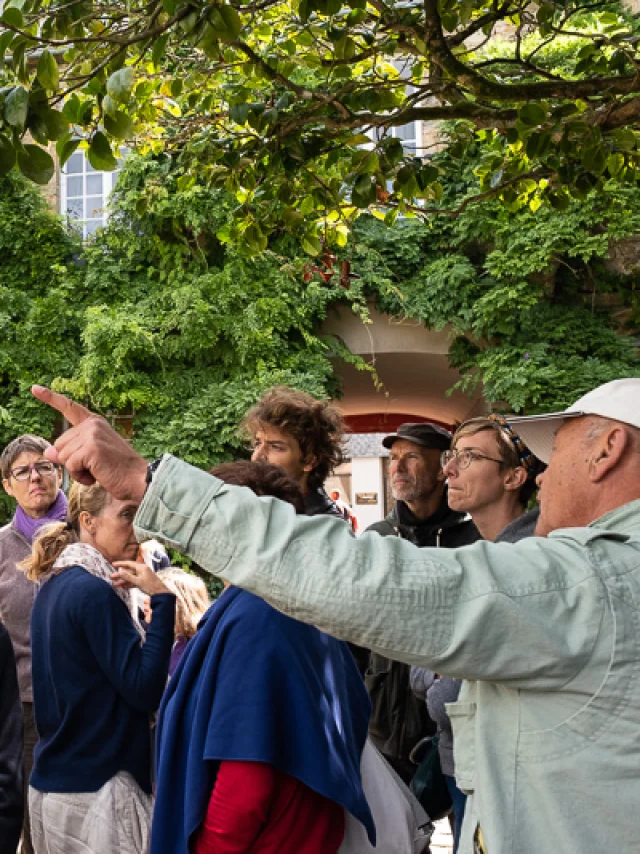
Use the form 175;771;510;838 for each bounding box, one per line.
363;423;480;782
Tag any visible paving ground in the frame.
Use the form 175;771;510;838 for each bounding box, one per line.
430;817;454;852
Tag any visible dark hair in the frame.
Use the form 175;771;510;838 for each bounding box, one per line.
209;460;305;514
241;386;345;491
1;434;52;480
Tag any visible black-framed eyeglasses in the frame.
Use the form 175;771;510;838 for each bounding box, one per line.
440;449;504;470
9;462;59;481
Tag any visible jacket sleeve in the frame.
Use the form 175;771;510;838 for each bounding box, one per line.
134;456;604;690
426;677;461;733
78;580;176;712
409;667;436;701
0;624;23;854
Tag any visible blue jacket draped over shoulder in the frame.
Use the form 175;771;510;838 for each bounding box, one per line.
151;586;374;854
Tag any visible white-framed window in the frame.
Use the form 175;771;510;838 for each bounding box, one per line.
60;149;127;238
390;58;422;157
389;119;422;157
366;60;423;158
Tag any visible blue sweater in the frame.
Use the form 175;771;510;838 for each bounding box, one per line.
30;566;175;795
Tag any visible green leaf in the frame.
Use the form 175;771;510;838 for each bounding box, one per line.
88;131;117;170
1;6;23;28
229;103;250;124
613;129;636;152
36;49;59;91
106;67;135;104
56;135;81;168
548;191;569;211
607;152;625;178
152;34;170;67
4;85;28;127
581;145;606;175
0;30;15;60
217;5;242;38
62;94;82;125
43;108;68;140
103;110;134;140
244;224;267;252
518;103;546;126
0;134;16;176
301;234;322;255
17;144;55;184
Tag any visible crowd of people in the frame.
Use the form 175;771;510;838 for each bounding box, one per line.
0;377;638;854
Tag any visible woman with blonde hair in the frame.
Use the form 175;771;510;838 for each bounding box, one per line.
21;481;175;854
154;567;210;676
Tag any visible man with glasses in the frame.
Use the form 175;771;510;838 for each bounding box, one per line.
363;423;479;782
0;435;66;854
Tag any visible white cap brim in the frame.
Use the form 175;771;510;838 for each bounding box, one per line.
507;411;584;465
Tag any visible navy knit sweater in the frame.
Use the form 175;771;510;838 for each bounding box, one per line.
30;566;175;795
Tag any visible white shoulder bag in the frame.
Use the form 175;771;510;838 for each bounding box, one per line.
339;739;433;854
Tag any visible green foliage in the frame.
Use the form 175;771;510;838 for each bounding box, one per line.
0;172;84;519
52;155;367;467
349;140;640;413
2;2;640;247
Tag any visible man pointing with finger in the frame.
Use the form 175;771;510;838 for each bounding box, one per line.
32;380;640;854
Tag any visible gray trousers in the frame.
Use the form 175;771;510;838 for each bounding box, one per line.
29;772;152;854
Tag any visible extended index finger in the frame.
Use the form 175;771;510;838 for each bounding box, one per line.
31;385;95;426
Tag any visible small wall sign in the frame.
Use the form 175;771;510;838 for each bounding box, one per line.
355;492;378;505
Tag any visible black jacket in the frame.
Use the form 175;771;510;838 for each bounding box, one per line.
303;487;345;519
363;492;480;781
366;492;479;549
0;621;23;854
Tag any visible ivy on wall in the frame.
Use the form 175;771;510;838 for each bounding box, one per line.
349;134;640;413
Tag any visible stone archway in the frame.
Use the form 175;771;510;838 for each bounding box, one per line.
322;304;486;528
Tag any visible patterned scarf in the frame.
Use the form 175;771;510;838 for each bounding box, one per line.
48;542;145;639
488;413;543;477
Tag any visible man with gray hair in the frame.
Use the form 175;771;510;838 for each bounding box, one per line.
0;435;66;854
31;379;640;854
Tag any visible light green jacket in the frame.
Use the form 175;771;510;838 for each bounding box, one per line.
136;455;640;854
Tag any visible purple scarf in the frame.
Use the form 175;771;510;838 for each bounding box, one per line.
13;490;68;543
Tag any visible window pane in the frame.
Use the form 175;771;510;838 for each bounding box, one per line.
66;153;84;174
85;219;103;235
394;122;415;142
65;198;83;219
85;197;104;218
66;176;83;197
86;174;103;195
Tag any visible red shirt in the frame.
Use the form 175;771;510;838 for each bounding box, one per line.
192;759;345;854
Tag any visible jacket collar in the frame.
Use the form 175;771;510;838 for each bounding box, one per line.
391;488;470;535
590;498;640;537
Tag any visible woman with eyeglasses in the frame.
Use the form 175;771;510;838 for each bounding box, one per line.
411;417;543;852
0;435;68;854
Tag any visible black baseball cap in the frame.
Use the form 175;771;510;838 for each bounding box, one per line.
382;422;452;452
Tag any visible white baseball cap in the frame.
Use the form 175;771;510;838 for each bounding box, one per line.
508;378;640;464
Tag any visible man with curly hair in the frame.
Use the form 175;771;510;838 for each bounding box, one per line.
243;386;346;520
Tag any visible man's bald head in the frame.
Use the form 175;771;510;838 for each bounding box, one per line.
535;414;640;537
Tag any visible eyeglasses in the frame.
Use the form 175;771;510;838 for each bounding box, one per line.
9;462;59;481
440;449;504;470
